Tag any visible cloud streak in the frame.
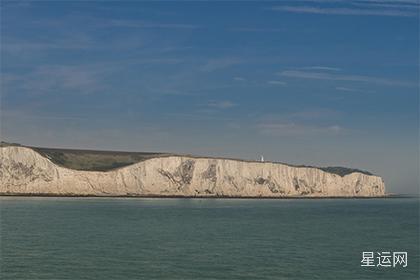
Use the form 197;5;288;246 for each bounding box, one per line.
278;70;416;87
233;77;246;82
200;58;243;72
229;27;285;32
270;5;418;17
207;100;237;109
301;66;341;71
106;19;199;29
258;122;343;136
3;64;110;96
256;109;343;136
336;86;375;93
267;80;287;85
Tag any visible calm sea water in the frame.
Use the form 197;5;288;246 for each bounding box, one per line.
0;197;419;280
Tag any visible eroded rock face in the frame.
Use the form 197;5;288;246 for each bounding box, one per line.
0;147;386;197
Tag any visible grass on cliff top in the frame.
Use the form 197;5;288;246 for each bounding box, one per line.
32;147;171;171
0;141;373;176
0;142;169;171
319;166;372;177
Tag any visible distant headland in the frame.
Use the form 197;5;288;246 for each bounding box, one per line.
0;142;385;198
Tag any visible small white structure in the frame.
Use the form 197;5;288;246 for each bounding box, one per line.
260;155;264;162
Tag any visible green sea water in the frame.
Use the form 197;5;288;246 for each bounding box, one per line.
0;197;419;280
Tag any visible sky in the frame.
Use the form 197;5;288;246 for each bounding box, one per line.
1;0;419;194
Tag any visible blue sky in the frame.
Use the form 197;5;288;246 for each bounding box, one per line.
1;0;419;193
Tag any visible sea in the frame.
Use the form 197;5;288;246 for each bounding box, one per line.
0;197;419;280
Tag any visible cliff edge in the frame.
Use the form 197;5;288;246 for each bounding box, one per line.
0;146;385;197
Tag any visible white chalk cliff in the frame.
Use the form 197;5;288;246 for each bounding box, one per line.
0;146;385;197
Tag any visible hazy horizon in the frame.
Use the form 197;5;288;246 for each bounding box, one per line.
1;1;419;194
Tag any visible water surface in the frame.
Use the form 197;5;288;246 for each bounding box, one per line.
1;197;419;279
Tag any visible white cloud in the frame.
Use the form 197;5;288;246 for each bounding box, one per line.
200;58;243;72
328;125;342;133
207;100;237;109
336;86;358;92
336;86;375;93
258;122;343;136
5;65;109;95
338;0;419;9
229;27;285;32
286;109;340;120
269;5;417;17
106;19;199;29
234;77;246;82
2;33;145;54
289;0;418;4
267;80;287;85
278;70;415;87
301;66;341;71
256;109;343;136
2;34;95;54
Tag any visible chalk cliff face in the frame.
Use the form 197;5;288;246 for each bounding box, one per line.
0;146;385;197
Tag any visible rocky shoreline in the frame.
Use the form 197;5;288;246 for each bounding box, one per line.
0;192;392;199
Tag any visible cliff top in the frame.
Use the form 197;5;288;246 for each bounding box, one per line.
0;141;373;176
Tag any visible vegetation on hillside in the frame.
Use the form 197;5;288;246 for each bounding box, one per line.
320;166;372;177
32;147;169;171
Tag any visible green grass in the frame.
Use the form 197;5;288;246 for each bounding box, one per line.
319;166;372;176
31;147;170;171
0;141;22;147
